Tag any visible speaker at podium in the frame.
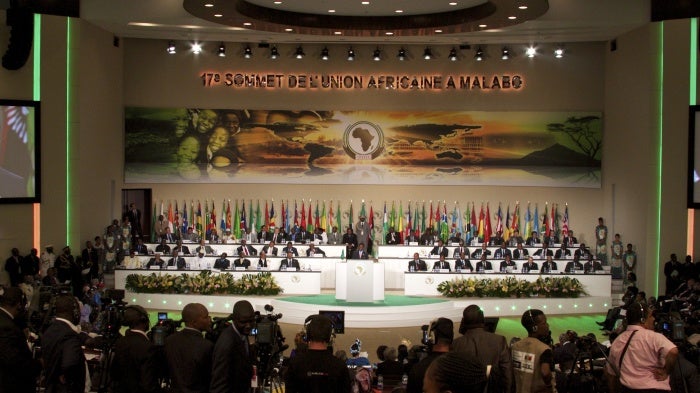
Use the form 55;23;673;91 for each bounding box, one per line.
335;259;385;302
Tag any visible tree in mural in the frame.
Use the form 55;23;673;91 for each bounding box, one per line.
547;116;602;165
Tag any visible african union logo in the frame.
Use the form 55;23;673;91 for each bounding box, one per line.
343;121;384;160
291;275;301;283
425;277;434;285
353;263;367;276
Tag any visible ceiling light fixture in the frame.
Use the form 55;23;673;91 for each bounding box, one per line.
321;47;330;60
217;42;226;57
192;43;202;54
166;41;176;54
204;3;214;7
526;46;536;58
373;48;381;61
397;48;406;61
243;45;252;58
423;47;432;60
554;47;564;58
475;47;484;61
448;48;458;61
347;47;355;61
270;46;279;59
501;47;509;60
295;46;305;59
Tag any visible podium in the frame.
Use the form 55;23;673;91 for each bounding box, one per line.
335;259;385;302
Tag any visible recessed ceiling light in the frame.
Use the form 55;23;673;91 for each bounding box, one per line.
435;29;443;33
361;1;369;4
192;43;202;54
214;13;222;17
449;2;457;5
285;28;293;32
273;1;282;4
478;24;487;28
395;9;403;13
385;32;394;35
328;9;335;13
243;22;252;26
334;31;342;35
508;16;517;20
518;5;528;9
204;3;214;7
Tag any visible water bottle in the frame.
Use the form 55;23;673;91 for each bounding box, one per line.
402;373;408;386
377;375;384;390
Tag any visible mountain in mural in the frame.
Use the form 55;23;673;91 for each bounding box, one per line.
516;143;600;167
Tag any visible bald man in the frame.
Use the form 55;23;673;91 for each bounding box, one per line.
164;303;213;393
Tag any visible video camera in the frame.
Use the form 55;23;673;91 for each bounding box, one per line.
100;289;128;340
254;305;287;385
150;312;183;346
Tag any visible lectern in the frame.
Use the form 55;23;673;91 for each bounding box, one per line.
335;259;385;302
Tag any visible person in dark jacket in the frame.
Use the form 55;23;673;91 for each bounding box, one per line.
0;287;41;393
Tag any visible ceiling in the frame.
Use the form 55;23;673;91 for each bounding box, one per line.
81;0;650;45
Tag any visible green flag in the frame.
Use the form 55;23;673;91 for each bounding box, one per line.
336;201;342;231
234;200;241;239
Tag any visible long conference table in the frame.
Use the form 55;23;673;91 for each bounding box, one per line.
114;242;612;297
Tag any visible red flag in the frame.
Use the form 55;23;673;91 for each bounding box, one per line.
429;202;434;230
210;201;217;232
226;201;232;231
314;201;320;229
368;206;374;231
543;203;550;238
550;204;555;238
264;201;270;227
294;200;299;226
496;204;503;236
280;201;286;230
484;203;492;244
301;201;306;229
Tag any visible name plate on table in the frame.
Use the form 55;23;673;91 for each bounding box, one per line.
167;266;177;270
595;270;606;274
432;269;448;273
210;268;221;273
529;270;539;274
409;242;419;246
485;270;495;274
450;243;460;246
312;254;323;258
550;270;560;274
148;265;155;270
235;267;247;271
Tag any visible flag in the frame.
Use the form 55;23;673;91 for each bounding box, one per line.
255;200;261;232
504;205;511;241
190;201;195;234
270;201;276;228
204;200;210;237
314;201;320;230
542;202;549;238
406;203;413;239
301;201;306;229
281;201;286;231
286;200;291;233
226;200;232;232
210;200;216;234
533;204;539;235
516;202;521;234
168;202;174;232
174;201;180;237
390;201;396;229
321;201;327;231
240;200;247;234
196;201;203;238
421;202;426;234
151;202;157;241
478;203;484;241
248;199;254;232
470;202;477;241
220;200;226;234
360;201;367;221
335;201;341;231
348;201;354;230
329;202;335;232
307;203;313;233
465;203;471;242
182;200;189;235
369;205;376;256
451;204;458;235
484;203;492;244
434;202;441;232
265;201;270;228
429;202;434;231
233;200;241;239
553;203;560;239
382;202;388;243
496;204;503;237
511;203;519;231
398;203;404;233
413;202;419;236
525;203;532;238
562;204;570;237
294;200;299;226
440;204;449;242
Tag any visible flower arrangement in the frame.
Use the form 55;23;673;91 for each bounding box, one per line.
437;276;587;298
125;271;283;296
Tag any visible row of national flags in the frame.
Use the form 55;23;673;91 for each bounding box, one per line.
150;199;571;244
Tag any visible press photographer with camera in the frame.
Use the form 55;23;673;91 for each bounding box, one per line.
284;314;351;393
0;287;41;393
164;303;213;393
211;300;255;393
406;317;454;393
111;305;161;393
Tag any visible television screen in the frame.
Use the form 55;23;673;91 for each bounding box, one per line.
319;310;345;334
0;99;40;203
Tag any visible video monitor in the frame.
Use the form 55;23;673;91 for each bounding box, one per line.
0;99;40;203
319;310;345;334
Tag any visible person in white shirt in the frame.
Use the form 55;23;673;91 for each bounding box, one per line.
193;251;209;269
123;250;142;269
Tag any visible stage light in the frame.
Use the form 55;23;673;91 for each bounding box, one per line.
347;47;355;61
397;48;406;61
526;46;536;58
448;48;458;61
501;47;510;60
373;48;381;61
475;47;484;61
270;46;279;59
295;46;305;59
166;41;176;54
217;42;226;57
554;47;564;58
423;47;432;60
321;47;329;60
243;45;252;58
192;43;202;54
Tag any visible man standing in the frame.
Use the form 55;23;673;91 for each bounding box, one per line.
285;314;351;393
355;215;371;252
0;287;41;393
512;309;554;393
164;303;213;393
126;202;142;239
211;300;256;393
595;217;608;265
606;302;678;392
342;228;358;258
451;305;512;393
111;305;160;393
21;248;40;279
406;317;453;393
664;254;683;295
327;226;341;245
351;243;369;259
5;248;23;286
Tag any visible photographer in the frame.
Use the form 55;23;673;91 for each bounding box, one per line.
111;305;161;393
284;314;351;393
211;300;255;393
407;317;454;393
0;287;41;393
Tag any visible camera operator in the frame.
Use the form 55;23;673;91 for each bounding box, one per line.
0;287;41;393
406;317;454;393
164;303;213;393
606;302;678;393
284;314;351;393
111;305;161;393
211;300;255;393
41;294;89;393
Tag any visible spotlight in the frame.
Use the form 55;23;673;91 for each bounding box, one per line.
192;43;202;54
501;47;509;60
166;41;176;54
554;47;564;58
397;48;406;61
217;42;226;57
347;47;355;61
448;48;458;61
526;46;536;58
373;48;381;61
321;47;329;60
423;47;432;60
270;46;279;59
244;45;252;58
295;46;305;59
474;47;484;61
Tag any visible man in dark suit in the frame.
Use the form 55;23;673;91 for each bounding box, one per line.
407;253;427;272
342;228;358;257
540;256;558;273
430;240;449;258
513;243;529;260
452;241;469;258
21;248;40;278
257;252;269;268
213;253;231;270
41;294;87;393
584;254;603;273
565;255;584;273
554;244;571;259
133;238;149;255
454;252;473;272
111;305;160;393
493;241;511;259
155;238;171;254
126;202;142;238
563;230;578;247
261;241;278;256
525;231;542;246
5;248;23;286
475;255;493;272
236;239;257;257
280;251;300;271
420;228;436;245
168;250;186;270
146;253;166;269
574;243;590;259
293;227;311;243
432;255;451;271
533;242;553;258
405;230;420;243
164;303;213;393
385;227;401;245
499;255;517;272
306;244;326;257
173;240;191;256
522;256;539;272
0;287;41;393
451;305;512;393
257;225;271;243
471;243;491;259
211;300;255;393
282;241;299;257
162;227;177;243
233;258;251;270
351;243;369;259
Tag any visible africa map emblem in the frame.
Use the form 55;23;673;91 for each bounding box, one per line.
343;121;384;160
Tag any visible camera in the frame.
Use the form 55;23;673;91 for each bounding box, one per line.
255;304;283;345
254;305;287;386
150;314;183;346
100;289;127;340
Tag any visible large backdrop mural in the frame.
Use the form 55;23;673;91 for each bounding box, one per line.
124;108;602;187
